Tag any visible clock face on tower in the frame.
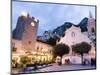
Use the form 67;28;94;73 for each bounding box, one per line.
31;22;35;27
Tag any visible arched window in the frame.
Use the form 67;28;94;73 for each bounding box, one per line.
71;32;75;37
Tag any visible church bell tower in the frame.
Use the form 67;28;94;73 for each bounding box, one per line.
88;11;95;36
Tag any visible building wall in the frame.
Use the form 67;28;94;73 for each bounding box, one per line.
12;39;23;54
58;25;92;55
35;41;53;54
87;12;96;46
88;12;96;35
62;55;82;64
59;26;92;46
12;39;53;55
22;17;39;51
58;25;96;64
12;39;22;50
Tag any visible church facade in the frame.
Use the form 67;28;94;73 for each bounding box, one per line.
58;12;96;64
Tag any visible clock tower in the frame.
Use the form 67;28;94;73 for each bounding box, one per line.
22;15;39;51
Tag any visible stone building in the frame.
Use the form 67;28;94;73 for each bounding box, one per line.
87;11;96;46
12;13;39;54
12;13;53;56
35;40;53;54
58;11;96;64
58;25;92;55
21;16;39;51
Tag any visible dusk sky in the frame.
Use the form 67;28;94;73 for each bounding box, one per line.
12;1;96;35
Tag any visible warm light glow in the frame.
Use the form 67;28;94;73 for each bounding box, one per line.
21;11;28;17
31;22;35;26
42;49;48;52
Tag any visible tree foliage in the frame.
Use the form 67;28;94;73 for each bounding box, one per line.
47;37;56;46
72;42;91;55
53;43;70;57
